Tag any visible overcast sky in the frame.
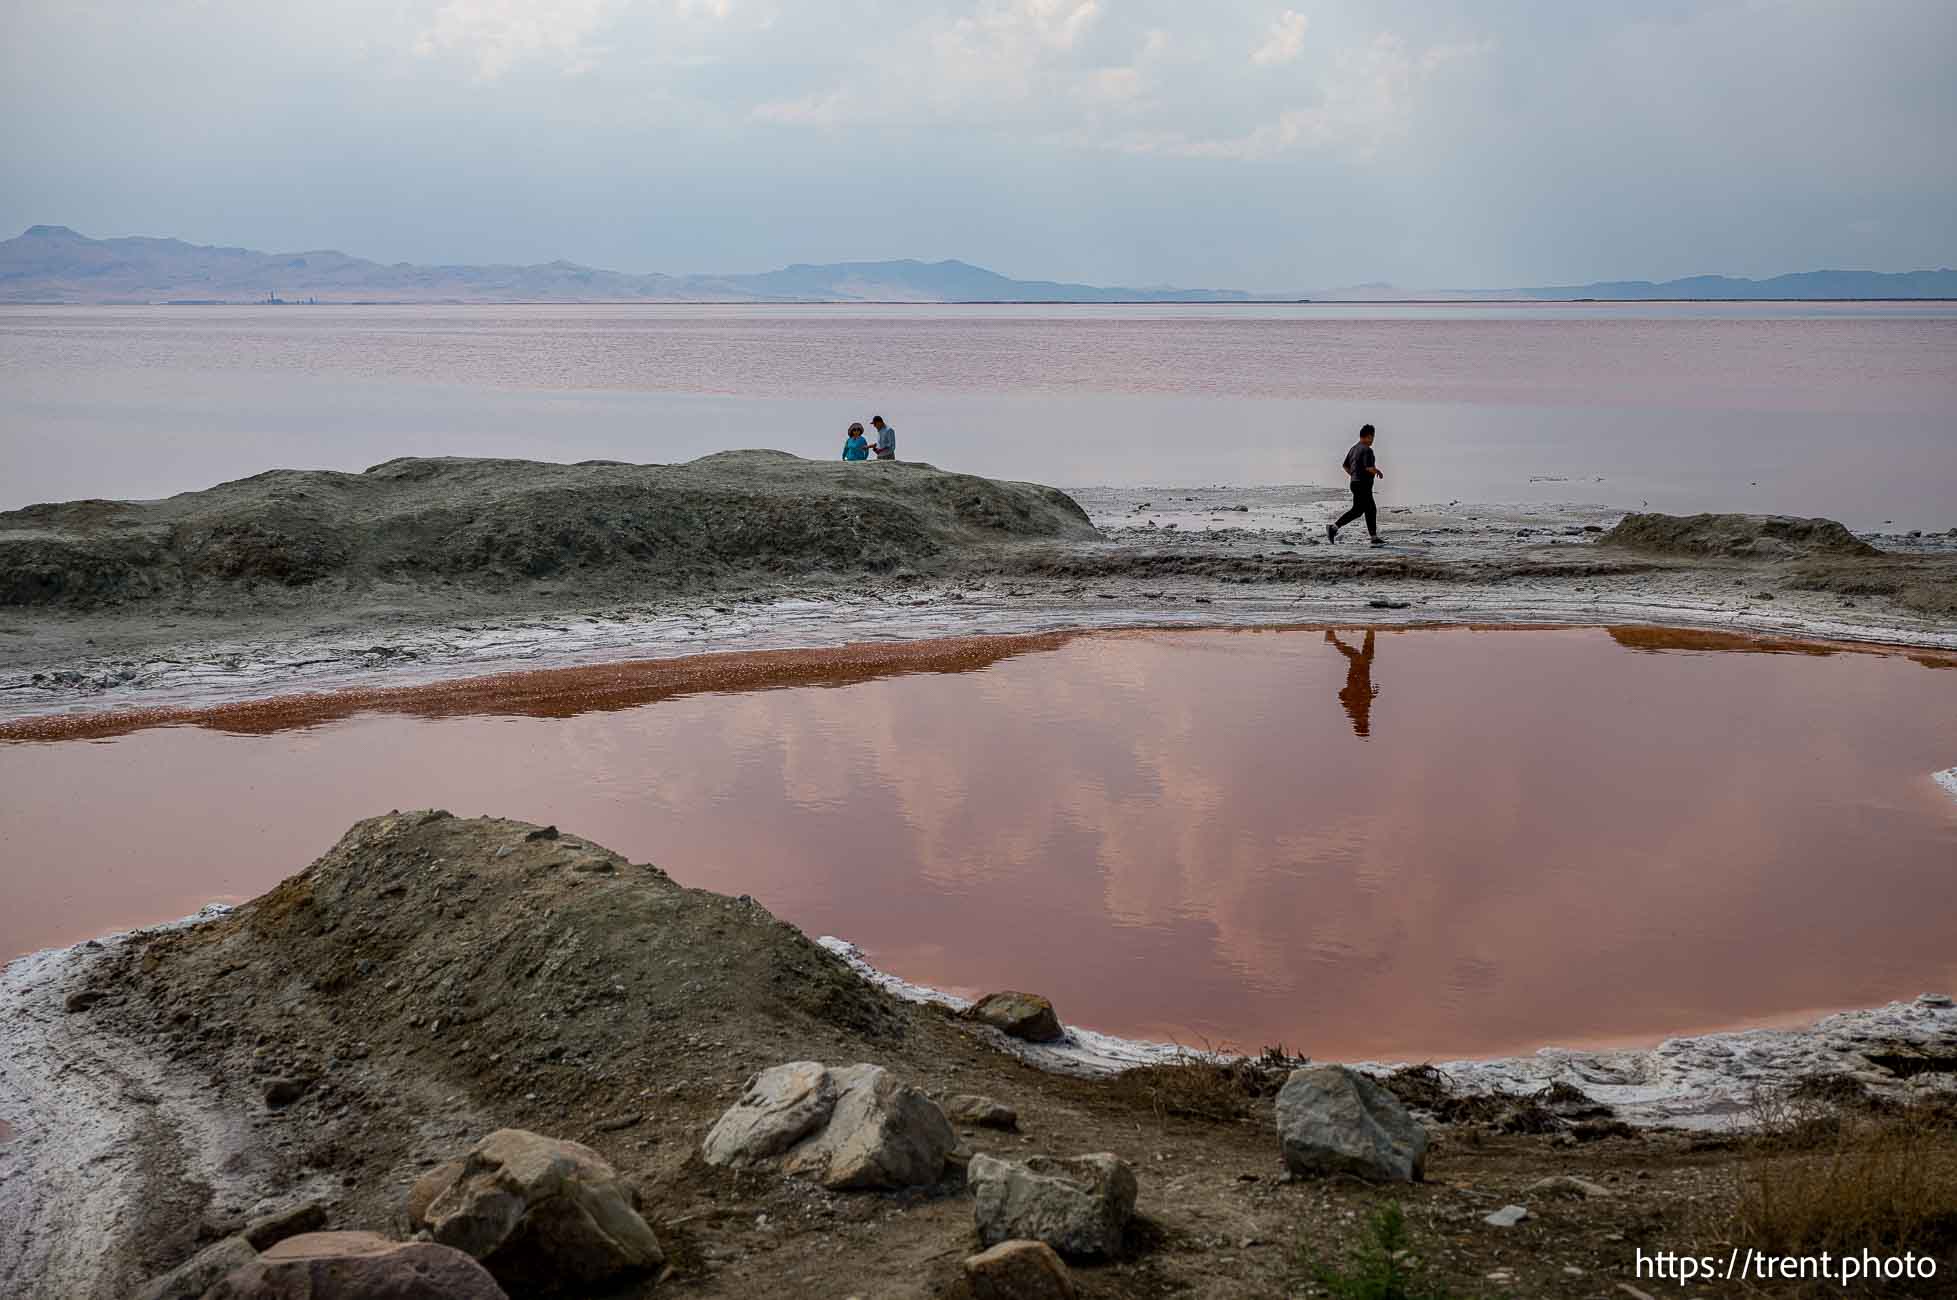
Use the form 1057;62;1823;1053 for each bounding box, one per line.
3;0;1952;289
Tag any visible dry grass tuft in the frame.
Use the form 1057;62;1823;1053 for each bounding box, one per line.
1729;1085;1957;1258
1112;1046;1299;1123
1379;1064;1614;1135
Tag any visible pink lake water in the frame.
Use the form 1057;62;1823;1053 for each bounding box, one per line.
4;625;1954;1061
3;302;1954;528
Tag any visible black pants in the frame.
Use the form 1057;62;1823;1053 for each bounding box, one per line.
1335;479;1377;536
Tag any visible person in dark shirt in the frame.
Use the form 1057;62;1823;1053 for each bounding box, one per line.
1327;423;1384;545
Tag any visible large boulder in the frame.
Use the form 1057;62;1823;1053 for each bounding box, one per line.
202;1231;505;1299
703;1061;955;1191
962;1239;1078;1299
410;1129;663;1294
1275;1065;1427;1183
968;1153;1137;1259
964;992;1064;1043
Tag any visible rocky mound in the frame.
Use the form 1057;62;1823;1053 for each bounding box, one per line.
1601;511;1878;559
0;451;1098;608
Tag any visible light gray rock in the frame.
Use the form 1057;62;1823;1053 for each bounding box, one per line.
131;1234;259;1300
969;1153;1137;1259
963;1238;1077;1299
1527;1175;1612;1200
701;1061;837;1167
202;1231;506;1299
703;1062;954;1191
1275;1065;1428;1183
1483;1204;1530;1227
947;1093;1020;1130
417;1129;663;1293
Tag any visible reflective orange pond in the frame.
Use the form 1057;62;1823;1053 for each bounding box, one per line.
4;626;1955;1061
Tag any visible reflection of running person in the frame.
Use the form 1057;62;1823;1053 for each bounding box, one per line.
1326;629;1378;738
1327;423;1384;546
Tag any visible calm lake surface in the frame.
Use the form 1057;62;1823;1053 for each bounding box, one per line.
5;626;1954;1060
3;302;1954;528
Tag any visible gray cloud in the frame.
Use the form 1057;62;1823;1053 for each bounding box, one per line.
1;0;1951;287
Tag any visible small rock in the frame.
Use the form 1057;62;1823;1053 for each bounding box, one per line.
964;992;1064;1043
243;1199;331;1250
524;825;559;842
1483;1204;1529;1227
1526;1175;1612;1200
595;1112;644;1132
946;1094;1020;1130
1275;1065;1427;1183
263;1078;313;1109
405;1160;466;1227
131;1234;259;1300
1917;993;1953;1008
962;1239;1077;1299
969;1153;1137;1259
203;1231;505;1299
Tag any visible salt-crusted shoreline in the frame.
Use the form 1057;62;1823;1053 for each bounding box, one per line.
6;480;1954;728
828;939;1957;1130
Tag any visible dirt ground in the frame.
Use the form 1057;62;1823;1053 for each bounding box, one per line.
6;812;1953;1300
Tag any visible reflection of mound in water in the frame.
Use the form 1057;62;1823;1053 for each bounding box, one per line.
1936;768;1957;804
0;450;1100;609
1602;511;1878;558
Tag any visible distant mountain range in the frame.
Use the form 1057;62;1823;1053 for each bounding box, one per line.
0;225;1250;304
1511;269;1957;301
3;224;1953;304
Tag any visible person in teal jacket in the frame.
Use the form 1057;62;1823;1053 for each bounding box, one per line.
841;422;870;461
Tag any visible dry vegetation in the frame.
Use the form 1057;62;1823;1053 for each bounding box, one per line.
1726;1079;1957;1263
1109;1046;1300;1123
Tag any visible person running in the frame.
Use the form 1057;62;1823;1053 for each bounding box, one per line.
1327;423;1384;545
841;422;870;461
870;415;897;461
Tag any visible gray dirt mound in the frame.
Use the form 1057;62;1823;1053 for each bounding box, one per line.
137;810;910;1063
1601;511;1879;559
0;451;1098;609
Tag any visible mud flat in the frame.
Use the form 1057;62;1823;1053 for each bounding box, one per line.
5;812;1956;1300
4;455;1956;722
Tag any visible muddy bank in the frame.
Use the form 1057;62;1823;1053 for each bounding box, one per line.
6;812;1955;1299
0;450;1096;609
4;471;1955;723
